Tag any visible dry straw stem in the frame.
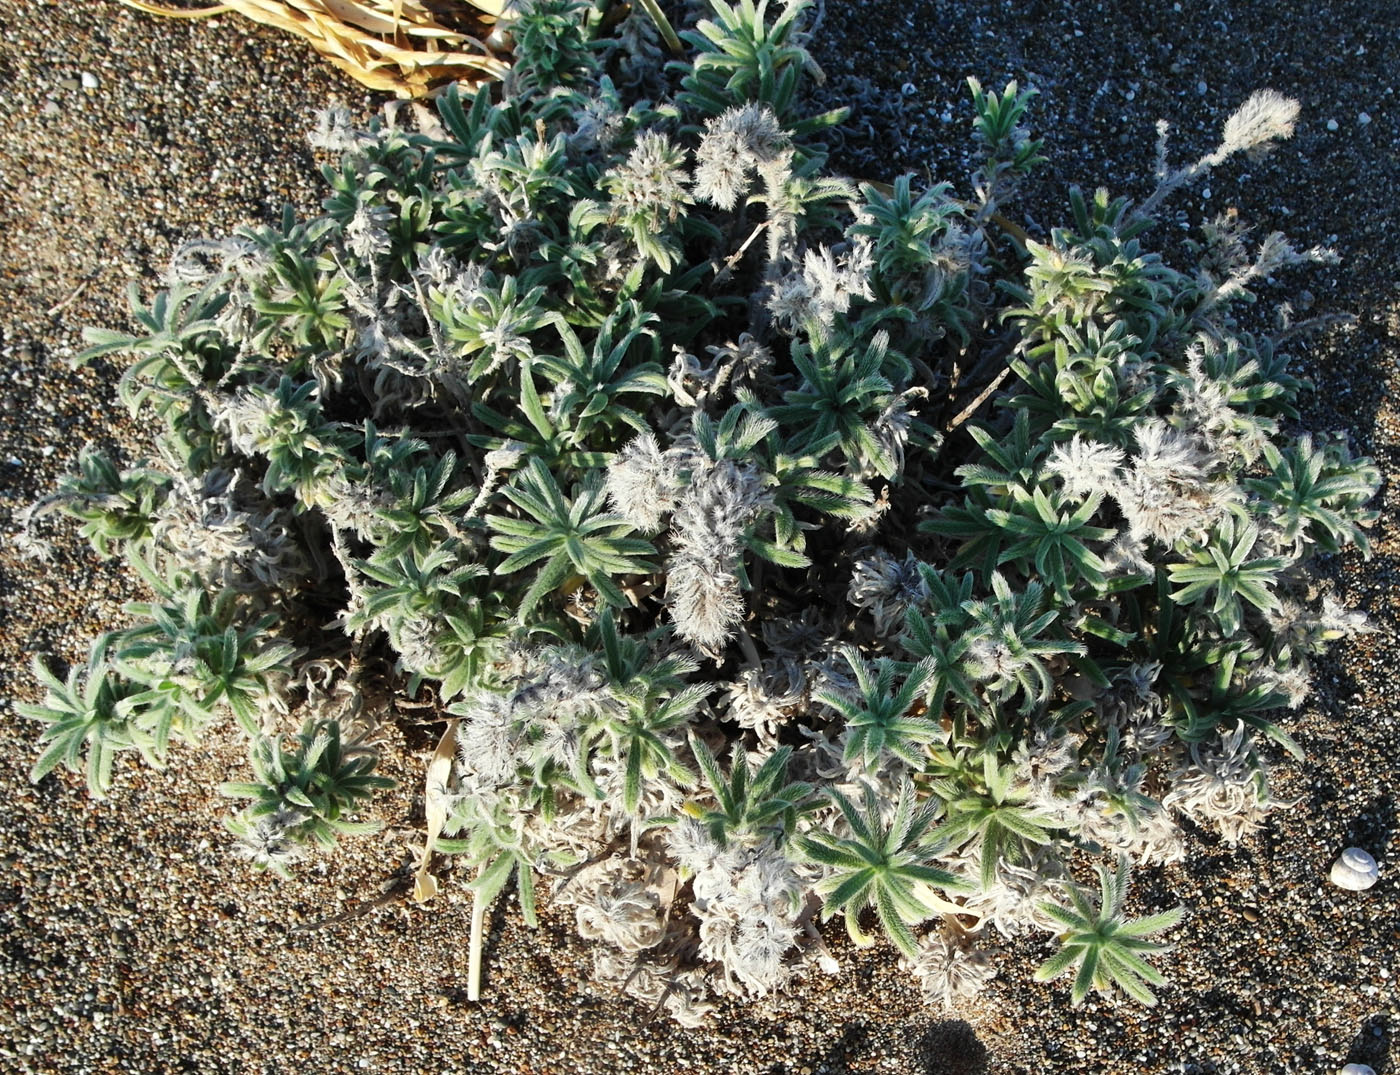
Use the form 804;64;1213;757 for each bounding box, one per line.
119;0;511;97
412;718;459;903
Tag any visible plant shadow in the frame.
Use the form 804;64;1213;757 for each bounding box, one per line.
1346;1012;1392;1073
914;1018;990;1075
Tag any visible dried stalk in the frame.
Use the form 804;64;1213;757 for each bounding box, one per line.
467;866;488;1001
119;0;510;97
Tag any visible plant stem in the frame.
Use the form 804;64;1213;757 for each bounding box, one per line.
467;867;488;1002
737;621;762;668
634;0;684;55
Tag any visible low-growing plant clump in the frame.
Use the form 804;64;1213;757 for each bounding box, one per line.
19;0;1379;1019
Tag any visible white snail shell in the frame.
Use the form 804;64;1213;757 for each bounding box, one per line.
1329;848;1379;891
1339;1064;1376;1075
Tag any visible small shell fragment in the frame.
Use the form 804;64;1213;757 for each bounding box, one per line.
1329;848;1379;891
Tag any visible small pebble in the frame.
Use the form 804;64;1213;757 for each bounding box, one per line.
1327;118;1339;131
80;71;99;90
1358;112;1371;126
1197;80;1208;95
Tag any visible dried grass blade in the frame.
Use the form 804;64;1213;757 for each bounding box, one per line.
119;0;232;17
412;718;459;904
315;0;408;35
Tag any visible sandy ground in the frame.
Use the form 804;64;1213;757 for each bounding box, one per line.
1;1;1397;1072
